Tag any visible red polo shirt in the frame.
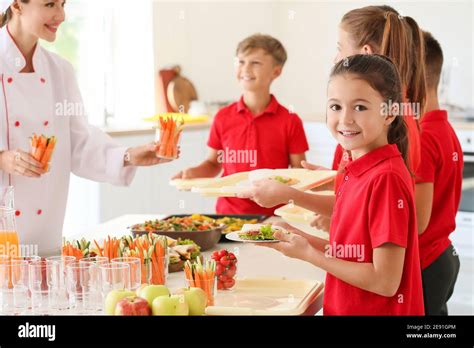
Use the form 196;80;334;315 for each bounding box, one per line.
331;113;421;191
415;110;463;269
207;95;309;215
324;144;424;315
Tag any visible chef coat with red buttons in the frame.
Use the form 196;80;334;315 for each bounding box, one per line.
324;144;424;315
207;95;309;215
415;110;463;270
0;26;136;256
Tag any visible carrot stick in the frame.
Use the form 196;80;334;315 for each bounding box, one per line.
30;134;38;157
34;136;47;161
94;240;103;257
40;136;56;166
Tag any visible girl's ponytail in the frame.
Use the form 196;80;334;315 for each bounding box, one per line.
380;12;410;95
404;16;427;115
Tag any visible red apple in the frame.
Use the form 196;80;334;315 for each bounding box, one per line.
114;296;151;316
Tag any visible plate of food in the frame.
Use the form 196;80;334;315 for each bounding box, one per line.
129;214;225;250
225;224;289;243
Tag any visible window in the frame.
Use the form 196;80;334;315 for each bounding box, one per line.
43;0;155;127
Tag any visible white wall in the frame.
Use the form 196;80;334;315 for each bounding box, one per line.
152;0;473;116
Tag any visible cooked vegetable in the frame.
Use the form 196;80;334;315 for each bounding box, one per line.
215;217;258;233
130;214;221;232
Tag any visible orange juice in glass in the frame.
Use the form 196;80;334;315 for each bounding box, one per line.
0;208;20;258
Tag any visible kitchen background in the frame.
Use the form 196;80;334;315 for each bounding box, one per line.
51;0;473;313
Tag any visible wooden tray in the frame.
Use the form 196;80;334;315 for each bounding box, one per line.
205;277;324;315
171;169;336;198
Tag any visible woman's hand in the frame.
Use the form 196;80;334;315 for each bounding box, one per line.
257;226;315;261
310;214;331;232
237;179;295;208
125;142;180;167
0;149;46;178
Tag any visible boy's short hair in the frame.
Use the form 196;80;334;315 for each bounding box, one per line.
423;31;444;90
236;34;287;66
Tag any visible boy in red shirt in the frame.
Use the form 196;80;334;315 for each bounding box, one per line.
173;34;309;215
415;32;463;315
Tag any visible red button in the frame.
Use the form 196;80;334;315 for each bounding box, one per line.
15;210;20;217
40;78;46;83
14;121;20;127
44;121;49;126
7;77;12;83
37;209;42;215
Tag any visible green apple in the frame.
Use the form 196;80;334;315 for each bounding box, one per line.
152;294;189;316
104;289;136;315
138;285;170;306
176;287;207;316
136;283;149;297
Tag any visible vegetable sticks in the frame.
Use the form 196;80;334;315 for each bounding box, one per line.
30;134;57;171
184;258;216;306
156;115;183;159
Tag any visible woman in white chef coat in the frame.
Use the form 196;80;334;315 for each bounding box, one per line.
0;0;171;256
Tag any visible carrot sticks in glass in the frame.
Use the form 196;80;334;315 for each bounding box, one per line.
30;134;57;171
155;115;183;159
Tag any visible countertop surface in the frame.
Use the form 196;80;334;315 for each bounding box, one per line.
102;114;474;136
73;214;326;315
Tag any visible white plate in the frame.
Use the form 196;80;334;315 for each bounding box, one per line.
225;231;279;243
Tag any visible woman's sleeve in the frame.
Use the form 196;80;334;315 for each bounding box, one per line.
64;61;137;186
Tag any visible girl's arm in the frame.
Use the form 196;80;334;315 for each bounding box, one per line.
308;242;405;297
415;183;434;234
263;231;405;297
291;189;335;217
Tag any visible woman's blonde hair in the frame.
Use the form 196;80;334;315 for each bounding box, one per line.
1;1;29;28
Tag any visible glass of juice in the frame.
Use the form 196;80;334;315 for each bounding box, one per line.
0;208;19;258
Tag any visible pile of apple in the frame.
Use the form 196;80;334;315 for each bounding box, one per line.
105;284;207;316
211;249;238;290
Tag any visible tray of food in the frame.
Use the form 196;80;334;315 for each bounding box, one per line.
170;214;271;243
165;214;270;242
205;277;324;315
175;169;336;197
129;214;225;251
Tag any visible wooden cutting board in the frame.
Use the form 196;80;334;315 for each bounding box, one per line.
167;75;198;113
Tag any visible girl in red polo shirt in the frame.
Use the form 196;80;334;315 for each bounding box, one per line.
302;6;427;233
241;54;424;315
331;6;426;176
